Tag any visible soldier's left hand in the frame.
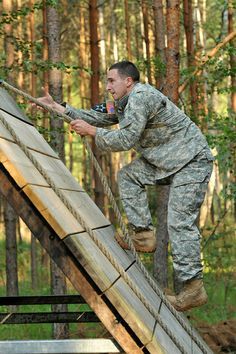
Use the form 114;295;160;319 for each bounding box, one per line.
70;119;96;137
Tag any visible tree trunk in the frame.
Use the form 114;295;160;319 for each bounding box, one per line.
124;0;132;60
228;0;236;112
164;0;180;103
50;259;68;339
154;185;169;289
46;3;68;339
89;0;105;212
31;233;37;290
3;0;19;310
183;0;198;116
228;0;236;220
193;0;208;128
164;0;181;293
4;202;18;311
141;0;152;83
17;0;24;89
42;0;49;141
133;3;141;60
153;0;169;289
46;4;65;161
110;0;118;61
153;0;166;89
98;0;107;72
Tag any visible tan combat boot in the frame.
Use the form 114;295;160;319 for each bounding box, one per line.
166;279;208;312
115;229;157;253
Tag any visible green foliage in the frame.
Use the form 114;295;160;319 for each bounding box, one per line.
0;1;44;28
136;55;166;81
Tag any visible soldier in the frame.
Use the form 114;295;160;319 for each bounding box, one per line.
35;61;214;312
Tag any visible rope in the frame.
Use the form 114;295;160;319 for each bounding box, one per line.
0;80;209;354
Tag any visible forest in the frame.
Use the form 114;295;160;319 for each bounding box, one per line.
0;0;235;352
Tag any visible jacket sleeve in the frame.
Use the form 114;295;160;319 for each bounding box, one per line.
95;93;148;152
64;104;118;127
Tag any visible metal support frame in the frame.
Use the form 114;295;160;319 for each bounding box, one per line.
0;339;121;354
0;295;99;324
0;295;120;353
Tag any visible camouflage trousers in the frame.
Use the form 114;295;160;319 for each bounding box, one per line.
117;146;213;282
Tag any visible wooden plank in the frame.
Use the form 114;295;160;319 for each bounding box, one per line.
22;185;84;236
0;166;143;353
145;321;181;354
0;139;83;190
0;110;58;157
125;265;211;353
157;302;192;353
155;300;212;353
58;190;110;227
28;151;83;191
125;265;176;353
0;88;33;125
64;227;135;292
22;185;110;237
0;139;48;187
104;274;159;351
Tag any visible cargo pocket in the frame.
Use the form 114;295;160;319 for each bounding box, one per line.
170;181;209;214
170;153;213;213
172;150;213;188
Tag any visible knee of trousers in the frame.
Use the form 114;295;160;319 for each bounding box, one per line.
167;207;201;240
117;164;133;187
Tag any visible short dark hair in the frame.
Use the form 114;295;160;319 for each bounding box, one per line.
109;61;140;82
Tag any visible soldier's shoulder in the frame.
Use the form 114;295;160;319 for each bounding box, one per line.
132;83;163;97
129;83;164;108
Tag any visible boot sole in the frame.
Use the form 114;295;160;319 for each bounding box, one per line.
115;234;156;253
175;297;208;312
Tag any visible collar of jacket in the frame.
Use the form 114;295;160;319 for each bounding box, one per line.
115;94;129;113
115;82;141;113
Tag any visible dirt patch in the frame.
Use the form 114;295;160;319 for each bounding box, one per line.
198;319;236;353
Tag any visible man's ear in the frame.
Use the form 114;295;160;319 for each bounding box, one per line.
126;76;134;88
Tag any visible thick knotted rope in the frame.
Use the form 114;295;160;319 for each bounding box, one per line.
0;80;209;354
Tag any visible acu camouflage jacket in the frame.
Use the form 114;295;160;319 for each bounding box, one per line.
65;83;213;179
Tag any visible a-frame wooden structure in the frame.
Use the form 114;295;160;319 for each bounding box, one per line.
0;87;213;353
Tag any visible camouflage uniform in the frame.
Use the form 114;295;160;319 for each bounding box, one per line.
65;83;214;282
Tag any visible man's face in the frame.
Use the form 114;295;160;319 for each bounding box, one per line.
106;69;132;100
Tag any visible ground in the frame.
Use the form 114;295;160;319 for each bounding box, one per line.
198;319;236;353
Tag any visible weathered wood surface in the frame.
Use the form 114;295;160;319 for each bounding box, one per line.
0;110;58;156
0;92;213;354
0;88;33;125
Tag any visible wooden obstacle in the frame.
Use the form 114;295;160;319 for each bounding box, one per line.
0;87;213;354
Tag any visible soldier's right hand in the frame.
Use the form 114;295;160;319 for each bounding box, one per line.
31;87;66;114
31;87;55;110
